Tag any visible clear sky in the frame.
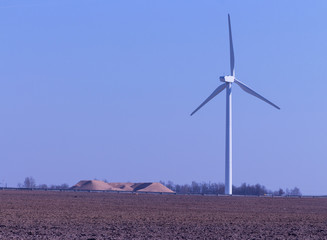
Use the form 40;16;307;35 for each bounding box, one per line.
0;0;326;195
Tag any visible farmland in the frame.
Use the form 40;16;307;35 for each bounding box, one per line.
0;190;326;239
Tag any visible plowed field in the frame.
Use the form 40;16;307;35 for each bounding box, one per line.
0;190;326;239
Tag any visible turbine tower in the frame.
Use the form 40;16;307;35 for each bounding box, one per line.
190;14;280;195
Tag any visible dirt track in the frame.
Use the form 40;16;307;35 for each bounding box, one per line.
0;190;326;239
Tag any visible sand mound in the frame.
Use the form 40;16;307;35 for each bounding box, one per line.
132;182;174;193
71;180;174;193
108;182;134;191
72;180;114;191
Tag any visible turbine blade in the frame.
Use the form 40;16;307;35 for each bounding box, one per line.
228;14;235;76
190;83;226;116
234;79;280;110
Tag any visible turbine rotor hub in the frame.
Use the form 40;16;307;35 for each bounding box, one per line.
220;75;235;83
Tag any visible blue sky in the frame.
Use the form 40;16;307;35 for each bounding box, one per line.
0;0;326;195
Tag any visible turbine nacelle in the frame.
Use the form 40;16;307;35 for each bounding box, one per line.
220;75;235;83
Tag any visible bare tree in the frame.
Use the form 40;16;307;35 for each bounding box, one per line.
201;182;209;194
274;188;285;196
290;187;302;196
278;188;285;196
166;181;175;191
179;184;191;194
191;181;200;194
23;177;36;188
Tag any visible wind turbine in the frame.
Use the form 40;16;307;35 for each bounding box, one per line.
190;14;280;195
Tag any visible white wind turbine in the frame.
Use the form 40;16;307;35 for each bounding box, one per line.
191;14;280;195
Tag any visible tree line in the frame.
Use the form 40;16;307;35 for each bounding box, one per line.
15;177;302;196
17;177;69;189
160;181;302;196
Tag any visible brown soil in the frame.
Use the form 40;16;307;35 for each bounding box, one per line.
0;190;326;239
